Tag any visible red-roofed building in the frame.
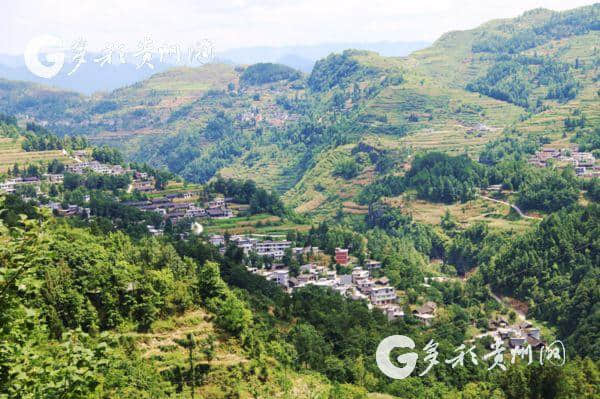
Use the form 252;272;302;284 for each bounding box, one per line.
335;248;349;265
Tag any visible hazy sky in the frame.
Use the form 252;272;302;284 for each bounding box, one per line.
1;0;598;55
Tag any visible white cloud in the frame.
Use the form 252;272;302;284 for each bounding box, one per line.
1;0;598;54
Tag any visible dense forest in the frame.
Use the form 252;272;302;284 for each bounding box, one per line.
359;152;486;204
466;56;579;109
239;63;302;85
22;123;89;152
472;5;600;54
482;204;600;359
208;177;286;216
308;50;381;92
463;4;600;109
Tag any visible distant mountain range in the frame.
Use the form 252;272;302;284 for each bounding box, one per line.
0;41;429;95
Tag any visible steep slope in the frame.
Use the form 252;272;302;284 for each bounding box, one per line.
282;5;600;217
0;79;87;134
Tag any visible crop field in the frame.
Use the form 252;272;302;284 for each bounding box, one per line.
0;137;70;170
387;195;536;232
202;213;311;235
283;144;374;218
391;125;504;157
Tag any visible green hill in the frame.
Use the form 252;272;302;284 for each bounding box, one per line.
1;4;600;218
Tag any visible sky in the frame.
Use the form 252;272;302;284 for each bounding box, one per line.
1;0;599;55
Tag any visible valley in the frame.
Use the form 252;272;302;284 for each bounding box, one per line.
1;3;600;399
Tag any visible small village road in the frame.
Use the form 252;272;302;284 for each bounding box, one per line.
477;194;542;220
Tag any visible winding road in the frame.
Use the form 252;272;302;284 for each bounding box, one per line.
489;291;527;322
477;194;541;220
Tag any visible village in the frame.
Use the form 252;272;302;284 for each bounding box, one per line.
0;144;552;352
477;316;546;351
0;150;239;238
527;146;599;177
0;151;128;195
207;233;549;351
123;195;233;228
208;234;427;323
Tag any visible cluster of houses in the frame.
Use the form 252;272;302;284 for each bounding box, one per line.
131;171;155;192
478;316;545;350
528;147;599;177
1;154;143;195
256;263;406;321
67;160;127;175
123;193;209;223
43;201;90;217
210;234;292;259
0;176;43;194
0;173;67;195
208;234;409;321
123;196;235;224
236;102;300;128
67;161;159;193
204;197;234;219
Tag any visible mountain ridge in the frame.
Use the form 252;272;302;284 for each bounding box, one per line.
1;4;599;217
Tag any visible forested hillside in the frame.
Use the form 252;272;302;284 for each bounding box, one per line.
1;189;599;398
483;205;600;359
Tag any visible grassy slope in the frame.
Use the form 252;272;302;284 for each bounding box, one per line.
0;79;86;132
283;143;375;219
284;7;600;221
94;64;240;140
0;137;70;170
515;30;600;141
129;307;396;398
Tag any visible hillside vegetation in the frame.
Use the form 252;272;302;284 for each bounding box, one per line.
1;5;600;219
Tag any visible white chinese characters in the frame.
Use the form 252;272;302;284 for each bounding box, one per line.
376;335;566;379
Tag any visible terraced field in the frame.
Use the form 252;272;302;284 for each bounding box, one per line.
283;144;375;218
395;196;536;232
0;137;70;170
218;144;297;194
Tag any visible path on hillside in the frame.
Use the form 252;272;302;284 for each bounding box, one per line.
477;194;541;220
489;291;527;322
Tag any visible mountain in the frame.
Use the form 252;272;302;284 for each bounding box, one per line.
0;52;177;95
1;4;600;216
0;41;429;94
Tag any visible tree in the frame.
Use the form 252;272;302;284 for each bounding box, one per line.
92;146;123;165
175;332;197;399
289;323;329;370
210;292;253;337
197;261;227;301
333;159;360;179
201;333;216;364
49;184;59;197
